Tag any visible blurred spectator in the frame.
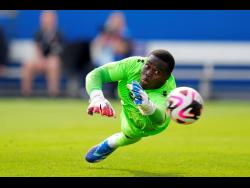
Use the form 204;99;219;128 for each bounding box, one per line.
105;11;131;39
62;40;91;98
91;11;132;67
0;26;8;76
21;10;64;97
112;34;133;60
90;11;133;98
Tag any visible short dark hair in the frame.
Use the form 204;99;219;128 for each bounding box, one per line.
150;49;175;75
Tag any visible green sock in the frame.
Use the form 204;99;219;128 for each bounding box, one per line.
107;132;141;148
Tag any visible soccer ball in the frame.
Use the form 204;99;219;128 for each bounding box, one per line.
166;87;204;125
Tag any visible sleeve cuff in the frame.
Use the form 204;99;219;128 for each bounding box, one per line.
90;90;104;101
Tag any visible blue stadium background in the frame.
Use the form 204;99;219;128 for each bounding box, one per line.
1;10;250;99
1;10;250;41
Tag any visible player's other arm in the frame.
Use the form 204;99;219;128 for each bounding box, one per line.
85;59;129;117
147;97;167;124
148;77;176;124
127;81;167;124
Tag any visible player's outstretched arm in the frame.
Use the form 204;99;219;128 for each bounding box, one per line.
85;57;138;118
85;66;117;118
127;81;165;124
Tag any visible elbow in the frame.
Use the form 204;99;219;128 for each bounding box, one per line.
85;71;94;94
156;118;165;125
149;108;166;125
86;71;91;81
85;72;91;85
86;69;96;84
155;113;166;125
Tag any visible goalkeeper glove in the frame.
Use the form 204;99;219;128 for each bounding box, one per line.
87;90;115;117
127;81;156;115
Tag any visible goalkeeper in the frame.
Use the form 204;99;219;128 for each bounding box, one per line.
85;49;176;163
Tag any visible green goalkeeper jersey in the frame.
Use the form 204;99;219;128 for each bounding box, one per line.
86;56;176;137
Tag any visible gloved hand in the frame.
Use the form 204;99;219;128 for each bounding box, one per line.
127;81;156;115
87;90;115;117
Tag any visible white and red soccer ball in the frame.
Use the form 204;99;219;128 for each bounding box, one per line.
166;87;204;125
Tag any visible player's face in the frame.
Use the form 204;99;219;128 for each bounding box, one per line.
140;59;169;90
41;11;57;32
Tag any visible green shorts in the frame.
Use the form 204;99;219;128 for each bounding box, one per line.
120;110;170;139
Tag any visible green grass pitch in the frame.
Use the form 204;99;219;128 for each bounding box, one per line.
0;98;250;177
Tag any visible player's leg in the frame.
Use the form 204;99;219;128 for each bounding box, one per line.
107;132;141;148
21;58;46;96
85;111;142;163
45;55;61;97
85;132;141;163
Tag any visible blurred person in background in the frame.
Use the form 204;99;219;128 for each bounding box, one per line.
90;11;133;98
0;26;8;76
21;10;64;97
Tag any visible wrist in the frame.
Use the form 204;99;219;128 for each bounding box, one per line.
90;90;104;101
138;100;156;115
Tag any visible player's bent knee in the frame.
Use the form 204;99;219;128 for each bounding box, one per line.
123;133;141;144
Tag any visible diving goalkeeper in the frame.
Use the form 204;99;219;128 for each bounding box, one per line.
85;49;176;163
